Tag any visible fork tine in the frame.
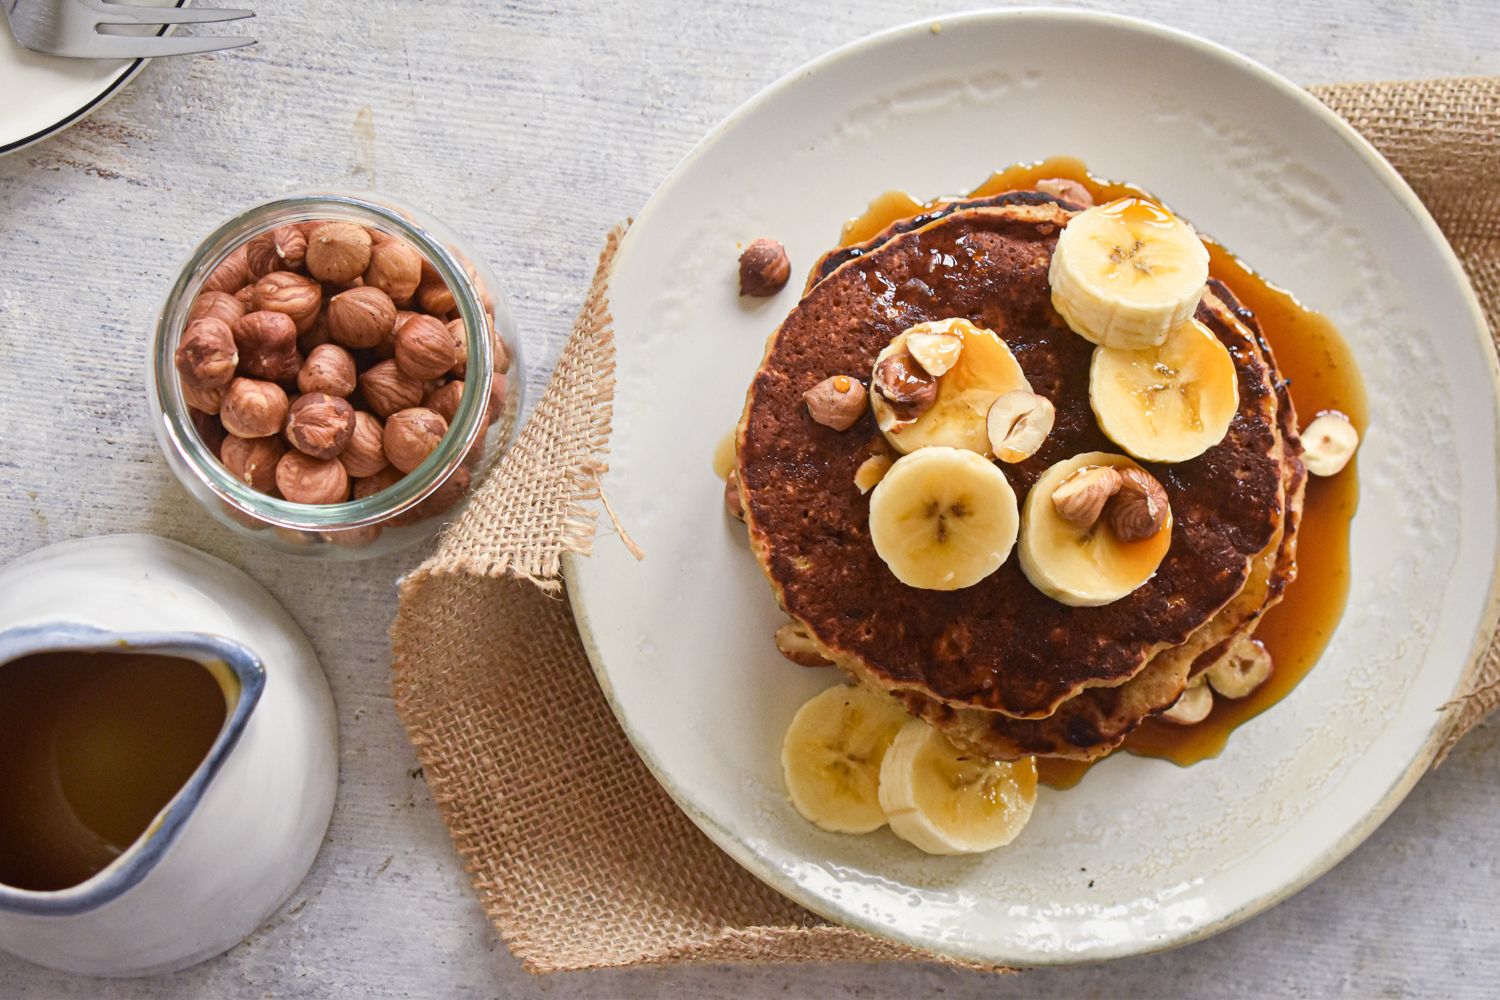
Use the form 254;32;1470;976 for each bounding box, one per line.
73;32;256;58
90;3;256;27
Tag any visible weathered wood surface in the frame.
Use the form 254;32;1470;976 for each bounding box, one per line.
1;1;1497;996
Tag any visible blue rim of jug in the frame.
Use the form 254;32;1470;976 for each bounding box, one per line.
0;624;266;916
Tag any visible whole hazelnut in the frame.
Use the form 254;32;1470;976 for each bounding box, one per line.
1034;178;1094;208
357;359;424;418
802;375;867;431
1105;468;1171;542
395;314;459;380
232;310;302;382
274;451;350;505
183;382;226;415
492;322;512;376
353;465;403;501
327;286;397;349
175;317;238;391
234;285;256;308
339;411;390;478
220;378;290;439
412;464;470;521
872;350;938;421
298;313;333;354
246;225;309;276
364;237;423;302
486;373;506;426
738;238;790;297
423;380;464;424
298;344;357;396
285;392;356;459
252;271;322;332
383;407;449;473
416;277;456;317
190;408;227;457
189;290;247;328
305;221;372;284
220;434;284;494
321;524;384;549
202;244;252;294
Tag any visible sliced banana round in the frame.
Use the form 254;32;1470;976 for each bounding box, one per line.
1019;452;1173;607
869;447;1019;591
877;720;1038;855
1206;636;1273;698
870;318;1032;456
1301;411;1359;477
1090;317;1239;463
1049;197;1209;350
781;684;913;834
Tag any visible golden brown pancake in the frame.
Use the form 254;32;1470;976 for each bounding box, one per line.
738;204;1288;720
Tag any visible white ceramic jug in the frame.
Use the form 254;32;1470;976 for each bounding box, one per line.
0;535;338;977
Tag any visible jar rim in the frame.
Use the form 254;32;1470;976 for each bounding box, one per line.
150;192;495;532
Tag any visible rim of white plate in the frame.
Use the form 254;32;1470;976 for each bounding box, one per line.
563;7;1500;966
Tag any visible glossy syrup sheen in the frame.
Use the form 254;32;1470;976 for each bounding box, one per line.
840;158;1367;788
0;651;234;891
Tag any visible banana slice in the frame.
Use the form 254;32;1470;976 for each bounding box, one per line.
781;684;912;834
871;318;1032;456
1050;198;1210;350
868;447;1019;591
1019;452;1173;606
877;720;1038;855
1090;318;1239;463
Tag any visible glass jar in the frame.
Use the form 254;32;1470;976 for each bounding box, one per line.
148;192;523;558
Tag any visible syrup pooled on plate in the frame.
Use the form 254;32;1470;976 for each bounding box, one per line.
0;651;235;891
840;157;1367;787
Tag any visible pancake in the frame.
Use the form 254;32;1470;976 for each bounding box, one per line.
739;204;1287;719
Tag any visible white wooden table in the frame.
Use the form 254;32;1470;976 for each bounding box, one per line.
2;2;1498;996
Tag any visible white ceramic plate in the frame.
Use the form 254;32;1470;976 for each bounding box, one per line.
565;9;1500;966
0;1;182;155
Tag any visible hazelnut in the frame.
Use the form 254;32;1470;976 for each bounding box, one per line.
246;225;309;276
327;286;397;349
1051;465;1122;528
395;314;459;380
1105;467;1170;542
491;320;512;375
274;451;350;505
1205;636;1273;699
352;465;403;501
231;310;302;382
202;244;252;294
321;524;384;549
285;392;356;459
357;359;424;418
411;464;471;522
183;382;226;415
251;271;322;332
220;378;290;439
1301;411;1359;477
986;390;1056;463
423;380;464;424
175;317;239;391
416;277;456;316
1161;680;1213;725
298;343;357;396
872;350;938;421
486;373;506;426
383;407;449;473
802;374;867;431
305;221;372;284
773;621;832;667
339;411;390;478
1034;178;1094;208
298;313;332;354
445;318;469;376
189;290;247;328
364;237;423;302
234;285;256;308
738;239;790;297
723;469;746;521
220;434;284;494
190;408;227;457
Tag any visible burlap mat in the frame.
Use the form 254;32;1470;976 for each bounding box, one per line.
391;77;1500;975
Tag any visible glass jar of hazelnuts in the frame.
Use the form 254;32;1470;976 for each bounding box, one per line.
148;192;523;557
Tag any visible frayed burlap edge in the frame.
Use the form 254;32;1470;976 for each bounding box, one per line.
392;78;1500;975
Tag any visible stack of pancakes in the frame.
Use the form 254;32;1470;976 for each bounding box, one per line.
737;195;1306;761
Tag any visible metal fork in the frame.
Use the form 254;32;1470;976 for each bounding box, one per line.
3;0;254;58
